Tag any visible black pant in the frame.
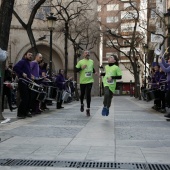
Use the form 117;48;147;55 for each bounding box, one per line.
2;85;13;111
165;90;170;107
17;80;30;117
103;86;113;108
80;83;93;108
154;90;166;109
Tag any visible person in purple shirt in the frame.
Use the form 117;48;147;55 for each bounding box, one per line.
55;69;66;109
30;53;43;114
30;53;42;79
159;56;170;118
13;50;33;119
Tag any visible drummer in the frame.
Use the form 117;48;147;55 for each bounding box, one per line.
30;53;43;114
13;50;34;119
39;61;49;110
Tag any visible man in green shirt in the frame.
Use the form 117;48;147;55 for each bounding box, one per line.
76;50;97;116
101;55;122;116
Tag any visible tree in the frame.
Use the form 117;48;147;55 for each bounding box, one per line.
52;0;96;78
13;0;46;54
68;15;100;81
99;0;145;98
0;0;15;120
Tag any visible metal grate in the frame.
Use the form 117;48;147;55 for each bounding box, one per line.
0;159;170;169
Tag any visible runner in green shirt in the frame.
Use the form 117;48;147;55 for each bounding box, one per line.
76;50;97;116
100;55;122;116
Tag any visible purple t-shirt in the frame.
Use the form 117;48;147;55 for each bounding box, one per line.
30;61;39;78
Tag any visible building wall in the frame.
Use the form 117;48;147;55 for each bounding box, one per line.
6;0;100;95
97;0;144;83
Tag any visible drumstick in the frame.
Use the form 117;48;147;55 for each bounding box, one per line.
3;82;18;85
147;81;167;85
160;47;169;59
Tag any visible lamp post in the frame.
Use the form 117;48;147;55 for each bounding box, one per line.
143;44;148;88
164;8;170;47
46;13;56;78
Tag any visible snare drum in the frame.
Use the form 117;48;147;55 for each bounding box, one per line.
37;91;47;101
43;86;57;100
28;82;41;92
62;91;70;102
145;89;160;101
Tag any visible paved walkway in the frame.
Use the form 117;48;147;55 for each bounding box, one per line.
0;96;170;170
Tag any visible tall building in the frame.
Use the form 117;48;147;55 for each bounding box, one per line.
98;0;142;95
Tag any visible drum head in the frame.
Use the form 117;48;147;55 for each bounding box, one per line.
154;48;161;55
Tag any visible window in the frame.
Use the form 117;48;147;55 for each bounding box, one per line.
121;23;136;32
120;48;130;56
97;17;101;22
107;4;119;11
121;11;137;20
106;16;118;23
150;9;156;18
124;2;136;9
106;52;118;58
123;40;131;46
106;40;118;47
97;5;101;12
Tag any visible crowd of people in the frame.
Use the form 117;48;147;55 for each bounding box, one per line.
2;51;76;119
2;49;123;118
3;47;170;119
142;48;170;118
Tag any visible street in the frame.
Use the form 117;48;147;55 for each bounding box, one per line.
0;96;170;170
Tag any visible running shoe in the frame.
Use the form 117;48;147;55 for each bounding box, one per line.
80;104;84;112
86;109;90;116
101;107;107;116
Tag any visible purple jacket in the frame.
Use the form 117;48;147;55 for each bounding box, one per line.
30;61;39;78
151;71;160;89
55;73;65;90
159;59;170;90
13;58;31;79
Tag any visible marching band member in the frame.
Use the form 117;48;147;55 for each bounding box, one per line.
2;66;17;112
55;69;65;109
39;61;49;110
30;53;43;114
13;50;33;119
159;51;170;118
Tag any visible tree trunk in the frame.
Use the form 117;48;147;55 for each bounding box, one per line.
64;22;69;78
0;0;15;120
134;69;141;99
27;27;38;54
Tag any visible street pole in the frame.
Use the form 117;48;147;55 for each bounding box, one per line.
168;27;170;47
46;12;56;78
144;53;146;89
49;29;53;78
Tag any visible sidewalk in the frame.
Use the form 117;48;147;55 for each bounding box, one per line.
0;96;170;170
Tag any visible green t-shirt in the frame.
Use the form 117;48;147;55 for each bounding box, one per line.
76;59;94;84
103;65;122;92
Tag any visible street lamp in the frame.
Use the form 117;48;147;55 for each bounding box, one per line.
46;13;56;78
143;44;148;88
164;8;170;47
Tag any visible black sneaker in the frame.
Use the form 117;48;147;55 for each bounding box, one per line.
26;113;32;117
80;104;84;112
86;109;90;116
17;116;26;119
160;109;166;113
164;113;170;118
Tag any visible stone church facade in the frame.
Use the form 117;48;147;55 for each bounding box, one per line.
7;0;100;96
